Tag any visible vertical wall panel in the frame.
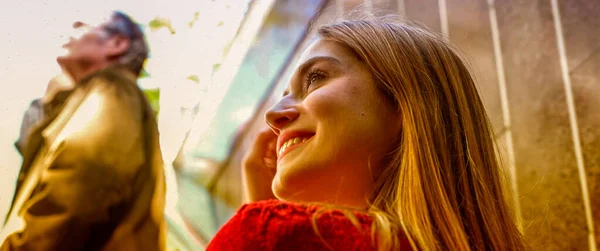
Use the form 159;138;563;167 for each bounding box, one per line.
568;51;600;249
559;1;600;72
372;0;399;15
343;0;364;12
495;0;588;249
559;1;600;247
404;0;442;32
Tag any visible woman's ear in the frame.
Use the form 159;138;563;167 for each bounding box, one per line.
105;34;130;58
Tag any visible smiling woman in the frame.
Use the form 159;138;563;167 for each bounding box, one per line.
206;16;526;251
266;40;402;209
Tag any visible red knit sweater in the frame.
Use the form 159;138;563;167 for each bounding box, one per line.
206;200;412;250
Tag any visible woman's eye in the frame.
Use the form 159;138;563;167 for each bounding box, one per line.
306;70;326;87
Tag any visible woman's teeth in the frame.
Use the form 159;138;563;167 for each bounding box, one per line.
278;137;309;156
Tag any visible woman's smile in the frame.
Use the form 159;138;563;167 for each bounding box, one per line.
277;135;314;159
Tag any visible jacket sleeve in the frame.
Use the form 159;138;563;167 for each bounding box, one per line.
14;100;44;156
1;79;146;251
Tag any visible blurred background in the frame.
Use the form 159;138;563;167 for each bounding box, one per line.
0;0;598;250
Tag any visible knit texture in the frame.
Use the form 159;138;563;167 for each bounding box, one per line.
206;200;411;250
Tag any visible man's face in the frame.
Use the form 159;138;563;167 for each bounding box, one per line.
57;18;116;73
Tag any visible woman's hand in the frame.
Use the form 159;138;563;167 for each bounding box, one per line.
242;126;278;203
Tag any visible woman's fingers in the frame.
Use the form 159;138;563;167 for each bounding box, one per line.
244;127;277;171
242;126;278;202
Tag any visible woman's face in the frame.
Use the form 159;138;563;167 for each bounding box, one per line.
265;38;401;208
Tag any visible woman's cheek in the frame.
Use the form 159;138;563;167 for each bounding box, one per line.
303;85;357;119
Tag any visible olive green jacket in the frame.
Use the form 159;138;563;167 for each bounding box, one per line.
1;67;166;251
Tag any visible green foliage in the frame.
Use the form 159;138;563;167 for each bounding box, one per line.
148;17;176;34
143;10;235;113
188;12;200;28
143;88;161;116
187;75;200;84
139;68;151;79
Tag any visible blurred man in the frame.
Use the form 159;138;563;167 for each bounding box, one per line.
1;11;166;251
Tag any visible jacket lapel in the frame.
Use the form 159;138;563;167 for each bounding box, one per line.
2;88;88;227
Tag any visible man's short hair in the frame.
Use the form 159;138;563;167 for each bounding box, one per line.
103;11;149;76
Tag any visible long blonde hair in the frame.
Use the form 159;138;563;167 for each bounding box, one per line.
317;17;525;250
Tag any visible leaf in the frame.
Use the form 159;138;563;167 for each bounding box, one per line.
189;11;200;28
222;39;234;57
139;68;150;79
148;17;176;34
217;21;224;27
148;17;168;29
212;63;221;72
187;75;200;84
143;88;160;116
211;63;222;78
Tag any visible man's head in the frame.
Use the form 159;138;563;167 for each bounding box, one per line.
57;11;148;82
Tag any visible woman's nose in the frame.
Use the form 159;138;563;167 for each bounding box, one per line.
265;102;299;135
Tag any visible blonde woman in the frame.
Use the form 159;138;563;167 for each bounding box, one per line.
207;17;526;250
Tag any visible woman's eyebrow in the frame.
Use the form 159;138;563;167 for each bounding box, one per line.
296;56;342;77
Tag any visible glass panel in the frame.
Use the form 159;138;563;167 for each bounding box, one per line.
185;0;326;166
176;0;327;243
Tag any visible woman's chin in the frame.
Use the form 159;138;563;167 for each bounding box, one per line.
271;173;317;204
271;175;298;202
